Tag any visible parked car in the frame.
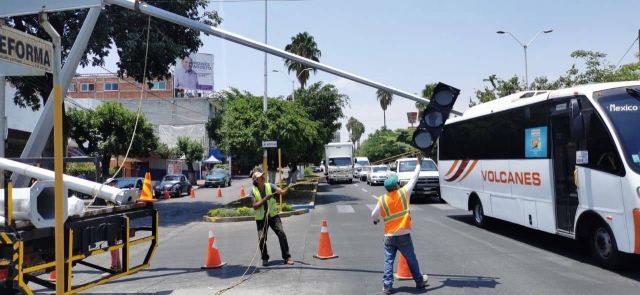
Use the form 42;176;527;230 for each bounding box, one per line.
367;165;389;185
204;168;232;188
356;165;371;181
153;174;192;198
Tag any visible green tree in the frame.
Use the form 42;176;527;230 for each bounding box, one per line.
345;117;357;141
213;93;321;168
376;89;394;129
176;137;204;185
295;81;350;145
5;2;221;171
156;142;179;159
415;83;437;115
359;129;416;163
284;32;322;89
67;102;158;180
351;121;366;150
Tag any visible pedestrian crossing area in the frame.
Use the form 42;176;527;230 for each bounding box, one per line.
328;203;458;213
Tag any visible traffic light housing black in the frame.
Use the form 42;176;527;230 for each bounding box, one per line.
412;82;460;154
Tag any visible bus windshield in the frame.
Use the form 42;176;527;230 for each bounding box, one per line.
597;87;640;173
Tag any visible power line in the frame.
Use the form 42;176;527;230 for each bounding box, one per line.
615;36;639;67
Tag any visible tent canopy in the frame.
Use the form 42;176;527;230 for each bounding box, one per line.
203;155;221;163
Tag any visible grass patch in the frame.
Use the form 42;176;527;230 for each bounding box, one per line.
208;204;294;217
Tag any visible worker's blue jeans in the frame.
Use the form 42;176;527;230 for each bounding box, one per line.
383;233;424;290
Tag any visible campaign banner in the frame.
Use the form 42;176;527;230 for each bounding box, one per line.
174;53;213;91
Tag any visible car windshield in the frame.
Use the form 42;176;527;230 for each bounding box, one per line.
329;157;352;166
596;87;640;173
211;169;226;176
356;160;370;166
163;175;181;181
398;160;438;172
114;179;136;189
372;166;388;172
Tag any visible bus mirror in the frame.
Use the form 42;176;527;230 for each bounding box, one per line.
569;99;585;141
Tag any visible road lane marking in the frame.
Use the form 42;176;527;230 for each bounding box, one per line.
361;188;367;192
371;194;378;199
366;204;376;211
354;184;359;187
336;205;355;213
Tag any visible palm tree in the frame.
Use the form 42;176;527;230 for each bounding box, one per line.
416;83;437;115
376;89;393;129
284;32;322;89
352;121;365;149
346;117;357;141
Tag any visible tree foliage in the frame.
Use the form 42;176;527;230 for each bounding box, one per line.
359;129;419;164
176;137;204;184
283;32;322;89
67;102;158;180
5;1;222;110
474;51;640;103
375;89;393;129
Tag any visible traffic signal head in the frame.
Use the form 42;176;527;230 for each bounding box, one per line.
412;82;460;153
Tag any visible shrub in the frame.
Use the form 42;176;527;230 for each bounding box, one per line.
304;167;313;176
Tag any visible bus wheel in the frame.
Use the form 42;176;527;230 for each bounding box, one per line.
472;200;487;228
589;223;623;270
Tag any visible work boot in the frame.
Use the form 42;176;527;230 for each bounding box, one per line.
262;260;269;267
382;288;392;295
416;274;429;288
284;259;294;265
101;265;122;277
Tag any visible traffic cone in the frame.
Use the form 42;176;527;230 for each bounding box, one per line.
137;172;157;203
49;270;56;281
190;187;196;199
394;253;413;280
201;229;227;269
164;189;171;199
313;220;338;260
217;185;222;198
240;186;246;198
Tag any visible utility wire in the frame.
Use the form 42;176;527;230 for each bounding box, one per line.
615;37;639;67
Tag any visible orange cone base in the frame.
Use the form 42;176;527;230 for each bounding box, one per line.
201;261;227;269
313;254;338;260
137;198;157;203
393;272;413;280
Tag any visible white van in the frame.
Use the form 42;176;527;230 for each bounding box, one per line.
353;157;370;178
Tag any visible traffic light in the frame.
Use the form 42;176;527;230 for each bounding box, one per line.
412;82;460;154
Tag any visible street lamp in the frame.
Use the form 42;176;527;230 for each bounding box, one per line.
272;68;314;101
273;70;294;101
497;29;553;90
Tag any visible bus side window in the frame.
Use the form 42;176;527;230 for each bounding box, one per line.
583;112;623;175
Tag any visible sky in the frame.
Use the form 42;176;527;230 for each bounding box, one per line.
78;0;640;143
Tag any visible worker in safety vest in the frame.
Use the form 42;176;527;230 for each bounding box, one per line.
249;171;294;266
372;155;428;294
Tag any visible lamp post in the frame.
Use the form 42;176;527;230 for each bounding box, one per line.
273;70;295;101
496;29;553;90
272;68;314;101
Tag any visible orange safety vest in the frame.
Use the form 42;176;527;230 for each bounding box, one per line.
378;187;411;234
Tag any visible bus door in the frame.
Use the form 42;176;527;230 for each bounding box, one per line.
550;103;579;233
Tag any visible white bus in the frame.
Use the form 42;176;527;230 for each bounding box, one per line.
438;81;640;269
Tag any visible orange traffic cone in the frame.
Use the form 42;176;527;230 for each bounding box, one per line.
137;172;157;203
190;188;196;199
313;220;338;260
394;253;413;280
164;189;171;199
240;186;246;198
217;186;222;198
201;229;227;269
49;270;56;281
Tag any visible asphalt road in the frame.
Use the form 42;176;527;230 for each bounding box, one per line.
30;176;640;294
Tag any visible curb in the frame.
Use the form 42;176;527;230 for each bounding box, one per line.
202;209;308;223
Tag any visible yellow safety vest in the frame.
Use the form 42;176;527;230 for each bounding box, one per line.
253;185;278;220
378;187;411;234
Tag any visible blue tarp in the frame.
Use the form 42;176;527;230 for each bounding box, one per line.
209;149;226;159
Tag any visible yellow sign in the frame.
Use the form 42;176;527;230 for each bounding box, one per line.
0;26;53;73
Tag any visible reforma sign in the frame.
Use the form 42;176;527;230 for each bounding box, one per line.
0;26;53;73
174;53;213;92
